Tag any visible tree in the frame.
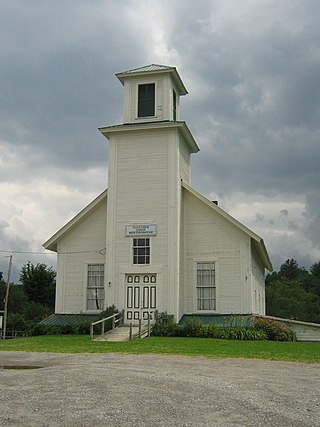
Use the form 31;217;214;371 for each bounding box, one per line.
310;261;320;278
266;279;320;323
20;261;56;309
309;262;320;297
279;259;303;280
266;259;320;323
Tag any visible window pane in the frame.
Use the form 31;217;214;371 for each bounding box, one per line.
133;238;150;264
87;264;104;310
138;84;155;117
196;262;216;311
173;89;177;121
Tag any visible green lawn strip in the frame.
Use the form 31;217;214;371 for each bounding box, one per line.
0;336;319;363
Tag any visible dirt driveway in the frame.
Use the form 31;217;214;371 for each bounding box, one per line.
0;351;319;427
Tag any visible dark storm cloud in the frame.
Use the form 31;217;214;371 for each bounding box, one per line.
172;0;320;204
1;0;320;273
0;0;148;173
304;192;320;251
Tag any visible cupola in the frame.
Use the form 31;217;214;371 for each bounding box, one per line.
116;64;188;124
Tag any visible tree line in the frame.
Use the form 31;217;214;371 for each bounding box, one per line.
0;261;56;333
266;259;320;323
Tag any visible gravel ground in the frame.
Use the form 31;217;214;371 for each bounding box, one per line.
0;351;319;427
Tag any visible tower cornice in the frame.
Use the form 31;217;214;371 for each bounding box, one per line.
98;120;200;153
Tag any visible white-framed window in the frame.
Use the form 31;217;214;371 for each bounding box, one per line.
133;238;150;265
196;262;216;310
86;264;104;310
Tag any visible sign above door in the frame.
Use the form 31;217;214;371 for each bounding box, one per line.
125;224;157;236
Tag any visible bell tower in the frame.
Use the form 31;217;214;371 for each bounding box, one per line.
116;64;188;124
99;64;199;322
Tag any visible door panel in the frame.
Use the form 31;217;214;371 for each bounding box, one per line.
126;275;157;322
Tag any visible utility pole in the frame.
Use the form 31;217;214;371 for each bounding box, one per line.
2;255;12;340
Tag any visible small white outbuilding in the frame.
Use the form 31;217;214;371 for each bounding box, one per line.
44;64;272;323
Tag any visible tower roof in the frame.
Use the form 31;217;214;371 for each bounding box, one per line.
116;64;188;95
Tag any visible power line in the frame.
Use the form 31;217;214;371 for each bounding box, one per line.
0;249;106;255
0;250;55;255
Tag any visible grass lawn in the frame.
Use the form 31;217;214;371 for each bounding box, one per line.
0;335;319;363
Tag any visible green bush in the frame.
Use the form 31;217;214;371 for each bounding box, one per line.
254;317;296;341
32;322;91;336
206;323;220;338
94;305;119;334
32;305;119;336
153;315;267;340
7;313;33;332
152;312;179;337
179;317;206;337
218;327;267;341
152;313;299;341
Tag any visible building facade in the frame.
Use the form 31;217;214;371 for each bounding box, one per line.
44;64;272;323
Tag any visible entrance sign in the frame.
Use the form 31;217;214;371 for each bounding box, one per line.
125;224;157;236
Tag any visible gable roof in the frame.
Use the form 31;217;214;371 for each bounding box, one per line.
43;190;107;252
116;63;188;95
182;181;273;271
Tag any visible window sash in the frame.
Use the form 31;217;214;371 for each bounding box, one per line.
173;89;177;121
133;238;150;265
138;83;155;117
87;264;104;310
196;262;216;310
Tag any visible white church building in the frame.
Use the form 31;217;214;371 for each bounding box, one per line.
44;64;272;324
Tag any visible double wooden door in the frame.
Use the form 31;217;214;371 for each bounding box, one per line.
125;274;157;322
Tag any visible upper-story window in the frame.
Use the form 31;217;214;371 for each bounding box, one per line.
133;238;150;264
138;83;155;117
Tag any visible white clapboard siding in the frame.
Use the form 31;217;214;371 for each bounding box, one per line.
55;197;107;313
182;187;252;316
179;136;191;183
105;127;182;318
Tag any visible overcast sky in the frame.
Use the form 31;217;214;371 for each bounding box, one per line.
1;0;320;282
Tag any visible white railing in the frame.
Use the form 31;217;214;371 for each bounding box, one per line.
129;310;158;340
